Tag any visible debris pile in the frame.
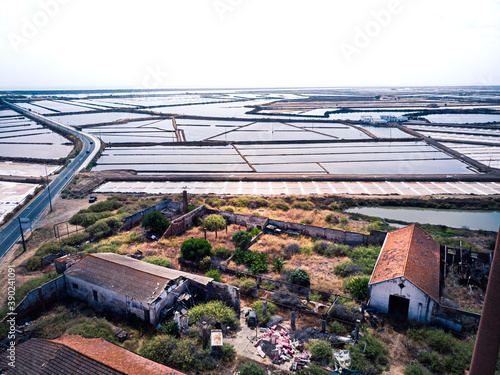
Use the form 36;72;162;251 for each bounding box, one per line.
253;324;312;370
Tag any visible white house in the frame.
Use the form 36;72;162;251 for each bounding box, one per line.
368;225;441;322
65;253;219;326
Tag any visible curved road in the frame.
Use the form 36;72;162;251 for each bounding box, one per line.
0;103;101;260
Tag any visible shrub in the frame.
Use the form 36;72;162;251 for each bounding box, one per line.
86;220;110;236
143;256;171;268
231;196;253;208
238;362;266;375
59;232;90;247
142;210;170;236
300;218;313;224
363;334;389;368
292;201;312;210
250;253;269;275
187;301;238;328
275;200;290;211
206;269;222;282
325;213;339;224
221;343;236;362
349;246;381;275
339;217;349;225
162;321;180;338
343;276;369;301
285;243;301;256
309;340;332;363
203;214;226;238
329;321;347;335
26;256;42;271
68;320;118;344
212;246;232;260
297;365;329;375
105;217;123;231
334;261;360;277
180;238;212;262
222;206;234;213
35;242;61;257
418;350;444;373
125;232;143;244
205;196;225;208
272;257;286;273
404;364;431;375
231;278;256;295
140;335;212;372
88;199;123;213
289;269;311;287
250;227;261;236
232;231;253;249
252;300;277;325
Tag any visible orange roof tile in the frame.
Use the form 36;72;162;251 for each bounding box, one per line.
369;225;441;301
52;334;184;375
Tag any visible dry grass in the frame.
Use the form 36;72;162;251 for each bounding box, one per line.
444;275;484;313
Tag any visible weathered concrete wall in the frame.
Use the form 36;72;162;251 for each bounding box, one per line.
7;276;66;321
162;205;207;239
268;219;367;246
205;281;240;314
120;200;182;231
369;277;437;323
206;209;253;227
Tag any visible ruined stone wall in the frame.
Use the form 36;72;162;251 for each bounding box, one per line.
162;205;207;239
203;281;240;314
6;276;66;321
120;200;182;231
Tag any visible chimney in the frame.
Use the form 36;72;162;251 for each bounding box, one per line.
469;226;500;375
182;190;188;214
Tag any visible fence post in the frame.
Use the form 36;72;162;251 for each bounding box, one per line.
291;311;296;331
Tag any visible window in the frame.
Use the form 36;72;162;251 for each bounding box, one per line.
72;283;78;289
93;290;98;302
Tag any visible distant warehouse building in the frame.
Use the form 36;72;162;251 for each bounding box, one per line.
65;253;240;326
368;225;440;322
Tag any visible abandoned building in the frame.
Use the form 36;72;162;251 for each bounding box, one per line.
65;253;240;326
0;334;184;375
368;224;440;322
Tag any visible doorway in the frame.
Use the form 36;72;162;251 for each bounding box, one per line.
388;295;410;320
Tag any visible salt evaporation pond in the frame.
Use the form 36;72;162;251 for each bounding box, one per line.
424;113;500;124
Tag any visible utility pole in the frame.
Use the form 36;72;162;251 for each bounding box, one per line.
45;165;53;213
18;217;26;253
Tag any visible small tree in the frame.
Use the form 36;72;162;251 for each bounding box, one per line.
232;230;252;249
142;210;170;236
289;269;311;287
272;257;286;273
238;362;266;375
180;238;212;262
203;214;226;238
344;276;369;301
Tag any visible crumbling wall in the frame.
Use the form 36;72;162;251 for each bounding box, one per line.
5;276;66;321
162;205;207;239
205;281;240;313
120;200;182;231
206;209;252;227
268;219;367;246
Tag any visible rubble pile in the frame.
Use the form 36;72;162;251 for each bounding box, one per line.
253;324;312;370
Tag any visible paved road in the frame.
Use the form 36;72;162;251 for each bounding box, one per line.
0;103;100;260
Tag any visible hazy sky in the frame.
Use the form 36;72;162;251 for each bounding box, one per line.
1;0;499;90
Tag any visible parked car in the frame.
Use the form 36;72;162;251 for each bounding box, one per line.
88;196;97;203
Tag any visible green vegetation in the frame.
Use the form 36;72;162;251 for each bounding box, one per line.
206;269;222;282
250;227;261;236
232;230;252;249
26;256;42;271
230;277;257;295
143;256;171;268
221;343;236;362
334;261;360;277
233;248;269;275
291;201;312;210
348;245;381;275
187;301;238;328
211;245;232;260
308;340;332;363
203;214;226;238
252;300;276;325
343;276;369;301
68;319;119;344
180;238;212;262
404;364;431;375
289;269;311;287
272;256;286;273
141;210;170;236
238;362;266;375
406;328;476;374
140;335;214;372
350;333;389;373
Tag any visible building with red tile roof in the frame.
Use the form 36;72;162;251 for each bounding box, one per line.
0;335;183;375
368;225;441;322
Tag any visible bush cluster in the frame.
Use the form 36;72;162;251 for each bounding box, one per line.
230;277;257;295
187;301;238;328
143;256;172;268
252;300;277;325
180;238;212;262
289;269;310;287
